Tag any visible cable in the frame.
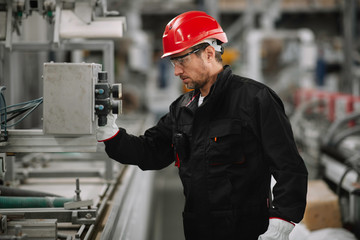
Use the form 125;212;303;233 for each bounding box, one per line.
0;98;43;118
0;86;7;141
335;154;360;226
0;89;43;139
3;100;43;128
337;167;352;197
336;167;353;225
2;108;29;123
337;154;360;196
0;97;43;111
1;102;38;123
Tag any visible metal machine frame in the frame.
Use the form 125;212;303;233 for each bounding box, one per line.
0;1;146;239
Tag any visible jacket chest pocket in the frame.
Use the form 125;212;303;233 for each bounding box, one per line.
207;119;245;166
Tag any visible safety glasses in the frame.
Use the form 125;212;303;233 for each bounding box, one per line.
170;45;208;67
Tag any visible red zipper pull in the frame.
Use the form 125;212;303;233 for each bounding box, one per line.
175;153;180;168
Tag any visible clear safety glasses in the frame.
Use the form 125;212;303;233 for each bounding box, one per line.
169;45;208;67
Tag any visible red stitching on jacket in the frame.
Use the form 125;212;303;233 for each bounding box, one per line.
186;92;200;107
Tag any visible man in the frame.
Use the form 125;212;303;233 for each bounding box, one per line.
97;11;308;240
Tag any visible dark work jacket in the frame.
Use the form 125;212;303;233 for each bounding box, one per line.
104;65;308;240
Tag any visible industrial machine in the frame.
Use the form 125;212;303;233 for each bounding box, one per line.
1;0;359;239
0;1;155;239
291;89;360;238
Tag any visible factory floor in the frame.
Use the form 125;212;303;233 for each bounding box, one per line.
149;167;359;240
151;166;185;240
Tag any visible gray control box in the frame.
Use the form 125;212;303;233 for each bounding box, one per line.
43;62;102;135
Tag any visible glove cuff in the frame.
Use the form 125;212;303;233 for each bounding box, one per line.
97;129;120;142
268;218;295;235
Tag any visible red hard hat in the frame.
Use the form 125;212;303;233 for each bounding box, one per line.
161;11;228;58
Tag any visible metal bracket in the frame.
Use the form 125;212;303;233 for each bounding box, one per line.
0;153;6;180
0;214;7;234
0;208;98;225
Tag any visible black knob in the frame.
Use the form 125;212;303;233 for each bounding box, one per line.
98;71;108;82
98;115;107;126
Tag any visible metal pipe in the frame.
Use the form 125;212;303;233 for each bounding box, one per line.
322;111;360;146
341;0;357;94
202;0;219;24
75;224;86;239
321;155;359;192
350;189;360;237
331;126;360;147
83;224;95;240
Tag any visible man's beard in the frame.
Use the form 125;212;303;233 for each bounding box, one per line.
185;81;197;90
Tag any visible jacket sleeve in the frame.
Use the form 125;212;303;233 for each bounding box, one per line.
103;113;175;170
256;88;308;223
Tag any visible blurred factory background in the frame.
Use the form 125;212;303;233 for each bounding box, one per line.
0;0;359;239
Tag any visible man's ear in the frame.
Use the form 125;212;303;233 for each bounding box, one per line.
205;46;216;62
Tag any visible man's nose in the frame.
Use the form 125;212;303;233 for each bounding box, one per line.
174;64;183;76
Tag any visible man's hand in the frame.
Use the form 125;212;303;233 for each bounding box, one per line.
96;114;120;142
258;218;294;240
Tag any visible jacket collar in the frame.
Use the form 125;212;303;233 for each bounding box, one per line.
207;65;232;100
179;65;232;109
